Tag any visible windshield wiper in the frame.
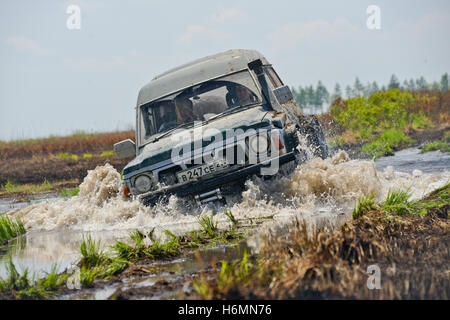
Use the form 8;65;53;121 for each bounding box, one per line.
151;121;197;143
205;102;260;124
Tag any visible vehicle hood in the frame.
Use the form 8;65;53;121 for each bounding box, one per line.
123;105;274;177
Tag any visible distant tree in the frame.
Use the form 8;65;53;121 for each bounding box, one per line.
331;83;342;101
345;85;352;98
315;81;329;109
440;73;449;92
306;85;315;107
371;81;379;94
388;74;400;89
381;85;386;91
294;86;307;108
363;82;373;96
416;76;428;90
403;80;409;90
299;87;307;107
353;77;364;96
406;79;416;91
431;81;440;91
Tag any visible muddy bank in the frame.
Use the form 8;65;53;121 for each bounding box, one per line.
0;156;131;189
192;184;450;300
0;130;134;187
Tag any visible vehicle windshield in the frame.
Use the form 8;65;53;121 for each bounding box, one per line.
139;70;262;145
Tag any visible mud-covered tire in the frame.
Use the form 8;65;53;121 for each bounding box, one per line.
296;114;329;159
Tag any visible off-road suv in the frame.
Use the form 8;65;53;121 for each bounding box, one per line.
114;49;328;205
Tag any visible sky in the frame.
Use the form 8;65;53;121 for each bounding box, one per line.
0;0;449;140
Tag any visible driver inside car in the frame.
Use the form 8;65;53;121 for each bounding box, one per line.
235;85;253;106
156;102;176;132
226;84;257;109
174;96;198;124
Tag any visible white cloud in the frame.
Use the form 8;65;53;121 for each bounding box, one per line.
210;8;247;23
4;36;49;55
176;25;225;45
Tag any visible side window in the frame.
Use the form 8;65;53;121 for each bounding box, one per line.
264;66;283;88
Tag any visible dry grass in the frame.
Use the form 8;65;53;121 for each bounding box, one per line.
0;130;134;161
0;131;135;186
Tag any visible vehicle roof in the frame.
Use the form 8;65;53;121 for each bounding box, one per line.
136;49;269;107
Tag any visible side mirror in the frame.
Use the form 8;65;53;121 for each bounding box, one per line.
114;139;136;159
273;85;294;105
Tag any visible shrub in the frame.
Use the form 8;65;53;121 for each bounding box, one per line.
362;129;414;158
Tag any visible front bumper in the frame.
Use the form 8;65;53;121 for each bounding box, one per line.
138;152;296;205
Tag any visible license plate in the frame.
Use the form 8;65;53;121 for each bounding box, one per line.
177;160;228;183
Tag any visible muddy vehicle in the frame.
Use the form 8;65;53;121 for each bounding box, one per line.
114;49;328;205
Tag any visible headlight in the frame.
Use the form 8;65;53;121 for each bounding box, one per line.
249;134;269;154
134;174;153;193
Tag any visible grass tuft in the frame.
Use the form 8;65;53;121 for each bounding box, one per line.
0;215;26;244
197;212;218;238
352;193;377;219
100;150;114;157
224;210;239;227
383;189;412;215
59;187;80;197
420;140;449;153
79;235;109;269
56;152;79;160
0;256;67;299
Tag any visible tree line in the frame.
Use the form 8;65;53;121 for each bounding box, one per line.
291;73;449;113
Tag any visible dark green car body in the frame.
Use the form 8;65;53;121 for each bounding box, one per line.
114;50;328;205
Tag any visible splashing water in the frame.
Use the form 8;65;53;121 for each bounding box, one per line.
6;150;448;235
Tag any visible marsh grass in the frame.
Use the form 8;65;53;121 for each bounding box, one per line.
193;251;253;299
0;215;26;244
77;211;246;286
409;183;449;217
1;179;54;195
362;129;414;158
56;152;79;160
0;256;68;299
100;150;114;157
192;276;212;299
112;229;181;263
78;235;130;286
420;140;449;153
352;193;377;218
59;187;80;197
224;209;239;228
382;189;412;215
79;235;109;269
218;251;252;290
197;212;218;237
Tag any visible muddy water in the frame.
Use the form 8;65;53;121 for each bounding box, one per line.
0;148;448;298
